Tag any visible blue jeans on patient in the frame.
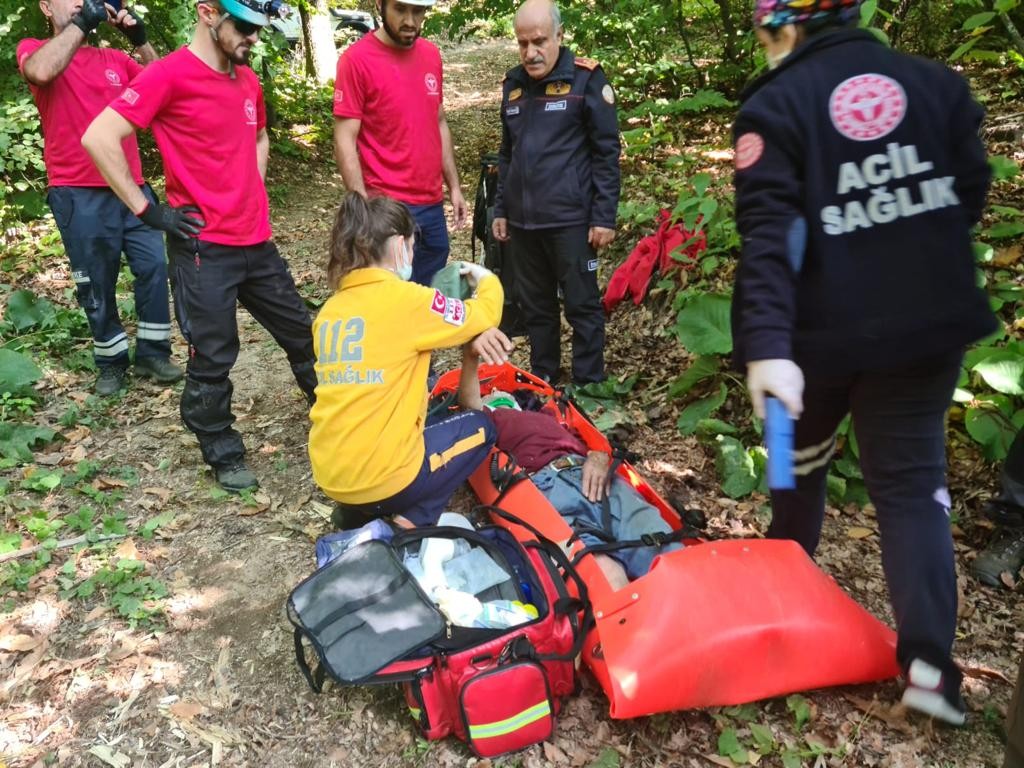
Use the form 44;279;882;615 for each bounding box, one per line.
531;459;682;580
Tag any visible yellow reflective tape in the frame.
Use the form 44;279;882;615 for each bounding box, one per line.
467;700;551;740
428;427;487;472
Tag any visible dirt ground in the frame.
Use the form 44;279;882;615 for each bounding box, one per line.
1;39;1021;768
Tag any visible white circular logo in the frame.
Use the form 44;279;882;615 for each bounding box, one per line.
104;69;121;87
244;98;256;123
424;73;438;95
830;74;907;142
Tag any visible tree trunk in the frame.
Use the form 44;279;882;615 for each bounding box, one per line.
713;0;740;64
674;0;706;89
299;0;337;83
885;0;913;47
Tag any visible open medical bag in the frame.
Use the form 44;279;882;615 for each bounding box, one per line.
287;514;590;758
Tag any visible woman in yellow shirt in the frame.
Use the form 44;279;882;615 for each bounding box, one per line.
309;193;509;526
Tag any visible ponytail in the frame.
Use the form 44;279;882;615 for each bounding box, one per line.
327;192;416;288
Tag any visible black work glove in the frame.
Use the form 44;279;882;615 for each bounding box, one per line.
70;0;109;36
138;203;205;239
118;9;147;47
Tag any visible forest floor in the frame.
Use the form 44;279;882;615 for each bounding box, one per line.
1;38;1021;768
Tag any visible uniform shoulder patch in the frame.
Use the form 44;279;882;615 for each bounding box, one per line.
574;57;599;71
734;132;765;171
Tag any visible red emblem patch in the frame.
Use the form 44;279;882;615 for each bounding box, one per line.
829;74;907;142
120;88;139;106
104;69;121;87
735;132;765;171
430;289;447;315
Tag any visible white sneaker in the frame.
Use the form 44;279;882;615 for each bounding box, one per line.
901;658;966;726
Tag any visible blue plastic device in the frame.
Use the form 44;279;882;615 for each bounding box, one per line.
765;396;795;490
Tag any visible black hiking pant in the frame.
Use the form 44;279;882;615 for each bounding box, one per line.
167;237;316;469
509;224;605;384
768;351;963;680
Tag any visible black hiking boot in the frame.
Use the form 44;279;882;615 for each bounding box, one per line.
135;356;184;384
95;365;127;396
215;462;259;493
972;528;1024;587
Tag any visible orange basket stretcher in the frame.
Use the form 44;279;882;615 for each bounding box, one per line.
432;363;899;718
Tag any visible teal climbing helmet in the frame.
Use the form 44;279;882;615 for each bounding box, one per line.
211;0;288;27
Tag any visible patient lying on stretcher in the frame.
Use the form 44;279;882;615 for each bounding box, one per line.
457;344;682;589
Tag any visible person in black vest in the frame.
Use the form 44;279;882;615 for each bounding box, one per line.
732;0;996;726
491;0;620;386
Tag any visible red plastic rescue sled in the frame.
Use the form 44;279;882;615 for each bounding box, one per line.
432;363;899;718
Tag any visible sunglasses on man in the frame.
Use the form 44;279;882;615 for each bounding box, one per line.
229;15;264;36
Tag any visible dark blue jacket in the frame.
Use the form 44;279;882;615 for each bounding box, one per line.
495;47;621;230
732;28;995;374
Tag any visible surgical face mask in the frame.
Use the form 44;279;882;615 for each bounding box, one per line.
766;48;792;69
396;239;414;282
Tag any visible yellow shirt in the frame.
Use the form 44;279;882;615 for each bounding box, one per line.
308;267;503;503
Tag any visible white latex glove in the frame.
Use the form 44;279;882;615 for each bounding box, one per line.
747;358;804;420
458;261;492;290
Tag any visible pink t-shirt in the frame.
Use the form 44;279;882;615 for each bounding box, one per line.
333;34;444;205
111;47;270;246
17;39;144;188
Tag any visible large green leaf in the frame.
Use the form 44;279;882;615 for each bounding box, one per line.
973;351;1024;395
962;11;996;29
669;356;719;399
965;406;1016;461
715;435;759;498
676;383;727;435
673;294;733;356
4;290;57;333
0;423;56;461
0;348;42;395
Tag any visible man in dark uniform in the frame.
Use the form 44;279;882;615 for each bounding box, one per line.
732;0;994;726
492;0;620;386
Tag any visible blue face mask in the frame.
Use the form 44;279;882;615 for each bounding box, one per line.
396;239;414;282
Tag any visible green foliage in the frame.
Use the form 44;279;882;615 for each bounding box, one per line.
0;347;41;396
571;375;638;431
673;293;733;356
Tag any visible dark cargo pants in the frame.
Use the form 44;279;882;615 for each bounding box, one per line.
167;237;316;469
509;224;605;384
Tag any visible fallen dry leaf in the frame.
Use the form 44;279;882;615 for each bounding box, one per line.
846;527;875;539
114;538;141;562
169;700;205;721
0;633;43;652
94;475;129;490
143;486;173;504
87;745;131;768
993;243;1022;267
702;755;738;767
543;741;568;764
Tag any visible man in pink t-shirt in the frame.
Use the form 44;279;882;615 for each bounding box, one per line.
82;0;316;494
18;0;181;396
333;0;465;286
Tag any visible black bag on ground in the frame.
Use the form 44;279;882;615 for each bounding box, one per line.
472;153;527;338
286;539;445;684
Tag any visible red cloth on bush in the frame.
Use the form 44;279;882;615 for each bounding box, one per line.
602;210;706;312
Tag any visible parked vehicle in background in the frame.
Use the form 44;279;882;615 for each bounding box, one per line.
270;8;377;48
